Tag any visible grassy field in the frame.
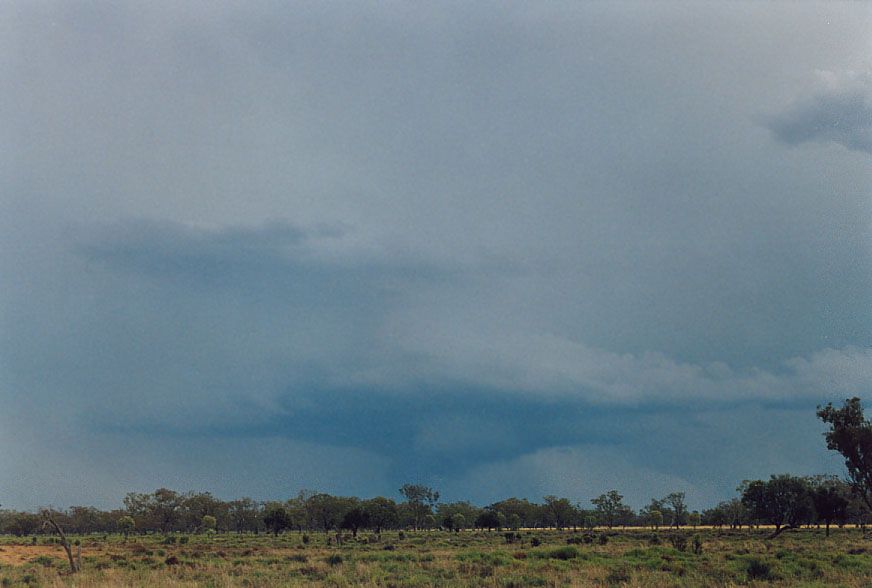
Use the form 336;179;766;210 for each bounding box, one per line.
1;527;871;587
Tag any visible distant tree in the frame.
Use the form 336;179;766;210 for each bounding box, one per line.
202;515;217;533
542;496;575;530
228;498;260;533
591;490;628;529
817;398;872;510
118;515;135;539
182;492;227;532
262;503;292;536
474;510;501;530
663;492;688;528
6;512;41;536
488;498;539;528
688;512;701;528
363;497;399;533
340;507;369;537
648;510;663;530
437;501;480;532
307;494;353;533
742;475;814;538
507;513;521;531
809;481;849;536
399;484;439;530
68;506;101;534
124;488;183;533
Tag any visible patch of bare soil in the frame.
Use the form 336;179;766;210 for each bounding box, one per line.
0;545;82;566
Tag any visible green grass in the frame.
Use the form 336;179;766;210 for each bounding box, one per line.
1;527;872;586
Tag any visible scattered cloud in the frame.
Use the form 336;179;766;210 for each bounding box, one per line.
763;70;872;154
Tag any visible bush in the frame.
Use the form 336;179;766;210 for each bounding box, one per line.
604;567;631;586
692;535;703;555
668;534;688;552
543;546;580;560
648;534;661;546
326;554;343;566
746;558;776;581
530;537;541;547
302;534;310;544
597;533;609;545
179;536;189;544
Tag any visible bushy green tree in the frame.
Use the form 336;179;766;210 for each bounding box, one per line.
818;398;872;510
591;490;628;529
741;475;814;538
262;503;292;536
399;484;439;530
363;497;399;533
118;515;135;539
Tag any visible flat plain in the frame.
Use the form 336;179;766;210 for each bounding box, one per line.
2;527;872;587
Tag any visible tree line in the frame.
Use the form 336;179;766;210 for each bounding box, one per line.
2;397;871;539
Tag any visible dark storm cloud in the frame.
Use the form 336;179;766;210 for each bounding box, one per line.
764;71;872;154
1;1;870;509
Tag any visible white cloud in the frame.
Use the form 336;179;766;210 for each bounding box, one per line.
440;445;698;509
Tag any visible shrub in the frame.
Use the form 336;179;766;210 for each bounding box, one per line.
165;556;180;566
597;533;609;545
692;535;703;555
668;534;688;552
302;534;310;544
648;534;661;546
746;558;776;581
530;537;542;547
179;536;189;544
326;554;343;566
605;567;631;586
544;546;580;560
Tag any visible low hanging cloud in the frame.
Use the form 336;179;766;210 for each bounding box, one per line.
72;219;872;412
764;70;872;154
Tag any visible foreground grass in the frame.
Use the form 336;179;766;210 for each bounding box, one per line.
1;527;871;586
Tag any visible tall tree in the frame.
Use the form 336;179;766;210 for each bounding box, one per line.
817;398;872;510
542;495;575;530
362;497;399;533
262;503;292;536
663;492;688;528
741;475;814;538
399;484;439;530
808;479;849;537
591;490;628;529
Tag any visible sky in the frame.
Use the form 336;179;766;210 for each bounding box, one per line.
1;1;871;511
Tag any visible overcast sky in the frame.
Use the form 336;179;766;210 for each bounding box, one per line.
2;1;871;511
